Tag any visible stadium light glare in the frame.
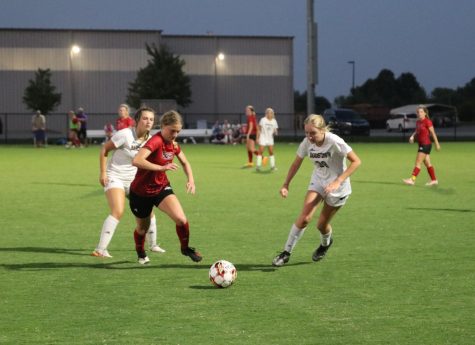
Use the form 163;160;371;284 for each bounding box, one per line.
217;53;225;61
71;45;81;55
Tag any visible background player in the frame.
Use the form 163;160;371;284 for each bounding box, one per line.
115;103;135;131
129;110;201;265
403;105;441;186
272;114;361;267
256;107;278;171
92;107;165;258
243;105;260;168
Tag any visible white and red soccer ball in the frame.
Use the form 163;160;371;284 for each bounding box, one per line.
209;260;237;288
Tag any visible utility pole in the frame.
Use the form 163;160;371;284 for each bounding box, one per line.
307;0;317;115
348;60;355;91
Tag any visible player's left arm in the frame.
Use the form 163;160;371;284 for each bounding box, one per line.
429;126;441;151
324;150;362;194
176;151;195;194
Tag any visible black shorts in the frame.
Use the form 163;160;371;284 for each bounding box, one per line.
418;144;432;154
129;186;175;219
248;134;257;141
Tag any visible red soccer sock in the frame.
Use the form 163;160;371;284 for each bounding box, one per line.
411;167;421;177
176;222;190;250
247;151;253;163
134;230;146;257
427;166;437;181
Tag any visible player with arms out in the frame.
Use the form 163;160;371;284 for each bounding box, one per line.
272;114;361;267
130;110;202;265
256;107;278;171
92;107;165;258
403;105;441;186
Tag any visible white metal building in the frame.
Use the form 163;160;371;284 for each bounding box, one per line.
0;28;293;139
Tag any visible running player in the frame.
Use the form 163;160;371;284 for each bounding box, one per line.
129;110;202;265
403;105;441;186
256;107;278;171
92;107;165;258
243;105;260;168
272;114;361;266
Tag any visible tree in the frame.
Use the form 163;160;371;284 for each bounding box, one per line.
23;68;61;114
294;90;331;114
127;44;192;109
335;69;426;108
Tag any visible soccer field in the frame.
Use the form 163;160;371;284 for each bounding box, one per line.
0;142;474;345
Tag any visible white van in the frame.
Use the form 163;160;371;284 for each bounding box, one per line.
386;113;417;132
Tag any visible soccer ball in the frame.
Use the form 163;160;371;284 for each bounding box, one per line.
209;260;237;288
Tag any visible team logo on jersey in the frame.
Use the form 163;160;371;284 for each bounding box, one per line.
130;142;142;151
162;151;174;160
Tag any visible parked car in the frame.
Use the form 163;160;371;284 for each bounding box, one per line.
386;113;417;132
322;108;370;136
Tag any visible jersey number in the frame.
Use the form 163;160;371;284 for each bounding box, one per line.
315;161;329;168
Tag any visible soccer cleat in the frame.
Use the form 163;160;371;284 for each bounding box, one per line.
242;162;254;168
138;256;150;265
425;180;438;186
272;250;291;267
270;166;278;171
91;249;113;258
312;238;333;262
262;156;269;167
150;244;166;253
403;178;415;186
181;247;202;262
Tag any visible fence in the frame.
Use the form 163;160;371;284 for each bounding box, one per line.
1;112;474;144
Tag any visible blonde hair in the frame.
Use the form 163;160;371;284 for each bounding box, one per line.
160;110;183;128
304;114;330;132
265;107;275;119
416;105;430;119
118;103;130;113
246;105;255;115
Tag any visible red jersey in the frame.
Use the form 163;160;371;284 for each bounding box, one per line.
416;117;433;145
130;132;181;197
116;117;135;131
246;114;258;135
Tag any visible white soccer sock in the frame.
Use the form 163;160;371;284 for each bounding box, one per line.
96;215;119;251
146;215;157;247
256;155;262;168
284;224;306;253
320;227;333;246
270;155;275;168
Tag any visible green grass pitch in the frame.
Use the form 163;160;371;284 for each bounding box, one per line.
0;142;474;344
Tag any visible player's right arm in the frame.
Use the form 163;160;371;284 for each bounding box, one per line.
133;147;178;172
280;155;304;198
99;140;117;186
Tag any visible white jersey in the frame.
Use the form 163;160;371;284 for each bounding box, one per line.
107;128;148;183
258;117;278;146
296;132;353;204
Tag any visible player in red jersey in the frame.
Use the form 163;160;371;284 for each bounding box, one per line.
403;105;441;186
243;105;263;167
129;109;202;264
115;104;135;131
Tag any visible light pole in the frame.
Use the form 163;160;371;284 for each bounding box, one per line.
69;45;80;111
347;60;355;91
214;51;225;118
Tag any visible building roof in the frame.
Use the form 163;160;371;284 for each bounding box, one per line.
390;103;456;115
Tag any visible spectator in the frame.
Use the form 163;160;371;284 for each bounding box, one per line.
103;123;114;143
76;107;88;146
32;110;46;148
66;110;81;148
